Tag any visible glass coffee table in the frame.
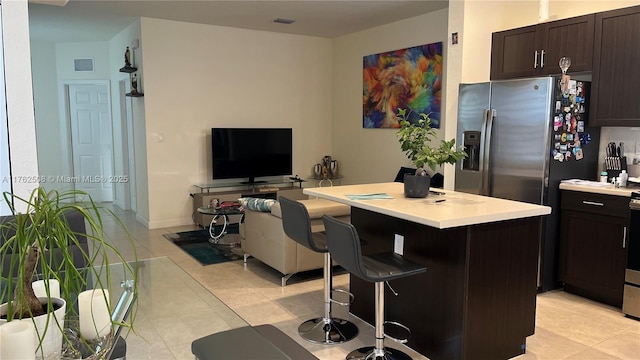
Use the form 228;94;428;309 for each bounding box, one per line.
196;206;244;246
108;257;250;359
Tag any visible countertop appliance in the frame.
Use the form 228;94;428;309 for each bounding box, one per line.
454;77;601;291
624;193;640;319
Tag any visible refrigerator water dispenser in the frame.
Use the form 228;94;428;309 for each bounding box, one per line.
462;131;481;171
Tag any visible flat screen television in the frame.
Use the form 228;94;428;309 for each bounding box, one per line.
211;128;292;184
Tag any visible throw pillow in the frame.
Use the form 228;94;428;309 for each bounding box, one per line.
238;197;277;212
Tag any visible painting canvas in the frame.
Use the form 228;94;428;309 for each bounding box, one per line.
363;42;443;129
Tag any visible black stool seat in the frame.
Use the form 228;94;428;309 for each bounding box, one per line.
323;215;426;360
191;325;318;360
279;196;358;345
362;253;426;281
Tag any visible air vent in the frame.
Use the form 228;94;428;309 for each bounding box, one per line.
74;58;94;72
273;18;295;24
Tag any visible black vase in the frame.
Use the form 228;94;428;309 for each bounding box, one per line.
403;174;430;198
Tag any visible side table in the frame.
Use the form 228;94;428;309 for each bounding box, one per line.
308;175;342;187
196;206;245;246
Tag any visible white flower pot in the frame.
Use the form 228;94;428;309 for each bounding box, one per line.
0;297;66;360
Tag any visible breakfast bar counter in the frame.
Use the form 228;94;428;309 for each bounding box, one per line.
304;182;551;360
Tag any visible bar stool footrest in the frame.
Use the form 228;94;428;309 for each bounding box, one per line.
383;321;411;344
330;287;354;306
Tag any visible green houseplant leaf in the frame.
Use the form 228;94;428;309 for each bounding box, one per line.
0;187;137;358
396;109;467;172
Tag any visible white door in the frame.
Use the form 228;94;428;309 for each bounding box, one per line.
68;84;113;202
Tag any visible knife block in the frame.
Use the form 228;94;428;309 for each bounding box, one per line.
605;156;627;179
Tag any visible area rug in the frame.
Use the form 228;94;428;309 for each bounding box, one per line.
163;225;243;266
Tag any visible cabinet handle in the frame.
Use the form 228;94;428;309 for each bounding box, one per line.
533;50;539;69
582;200;604;206
540;50;545;68
623;226;627;248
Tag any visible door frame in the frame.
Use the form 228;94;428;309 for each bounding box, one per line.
57;79;113;195
118;79;137;211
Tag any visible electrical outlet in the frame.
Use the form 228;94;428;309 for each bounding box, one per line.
394;234;404;255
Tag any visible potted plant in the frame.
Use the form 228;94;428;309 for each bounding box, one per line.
0;187;137;359
396;108;467;197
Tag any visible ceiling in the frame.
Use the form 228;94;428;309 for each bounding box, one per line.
27;0;449;42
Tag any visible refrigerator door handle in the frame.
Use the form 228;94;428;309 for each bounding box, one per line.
480;109;495;196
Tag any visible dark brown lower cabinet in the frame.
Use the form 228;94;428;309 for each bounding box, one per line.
559;191;629;307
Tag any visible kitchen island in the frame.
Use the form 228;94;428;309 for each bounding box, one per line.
304;182;551;360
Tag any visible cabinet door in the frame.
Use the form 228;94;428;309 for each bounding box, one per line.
540;14;595;75
490;25;540;80
560;210;627;307
591;6;640;126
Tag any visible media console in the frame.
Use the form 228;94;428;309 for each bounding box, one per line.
191;181;302;227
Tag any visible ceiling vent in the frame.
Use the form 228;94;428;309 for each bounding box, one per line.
273;18;295;25
74;58;94;72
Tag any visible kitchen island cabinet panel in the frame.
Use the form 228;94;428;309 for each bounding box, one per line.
350;207;540;360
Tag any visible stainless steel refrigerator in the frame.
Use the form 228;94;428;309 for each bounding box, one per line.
454;77;601;291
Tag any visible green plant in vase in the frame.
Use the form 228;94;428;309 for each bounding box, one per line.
0;187;137;359
396;108;467;197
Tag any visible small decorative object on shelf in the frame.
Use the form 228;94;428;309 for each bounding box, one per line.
313;163;322;178
124;46;131;68
131;74;139;95
119;46;136;73
312;155;340;179
310;156;342;187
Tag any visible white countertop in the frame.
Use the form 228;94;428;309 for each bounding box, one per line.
304;182;551;229
559;182;640;197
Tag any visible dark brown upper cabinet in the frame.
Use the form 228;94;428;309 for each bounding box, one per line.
591;5;640;126
491;14;595;80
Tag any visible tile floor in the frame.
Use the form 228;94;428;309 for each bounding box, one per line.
104;206;640;359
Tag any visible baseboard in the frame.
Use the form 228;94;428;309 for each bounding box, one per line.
146;217;195;229
135;213;150;228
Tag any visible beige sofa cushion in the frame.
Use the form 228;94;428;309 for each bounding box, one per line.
270;198;350;219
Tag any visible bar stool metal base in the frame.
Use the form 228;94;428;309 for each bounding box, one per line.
298;317;359;344
345;346;413;360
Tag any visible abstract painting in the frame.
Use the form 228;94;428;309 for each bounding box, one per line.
363;42;443;129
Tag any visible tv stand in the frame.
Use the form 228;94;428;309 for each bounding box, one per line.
191;181;302;227
240;180;268;185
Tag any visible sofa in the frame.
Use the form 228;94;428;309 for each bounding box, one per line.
241;195;350;286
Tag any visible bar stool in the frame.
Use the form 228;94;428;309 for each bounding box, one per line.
279;196;359;344
322;215;426;360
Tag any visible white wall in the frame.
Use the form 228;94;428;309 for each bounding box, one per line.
54;42;111;80
2;0;38;208
31;40;65;192
549;0;640;20
332;9;449;186
139;18;333;228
